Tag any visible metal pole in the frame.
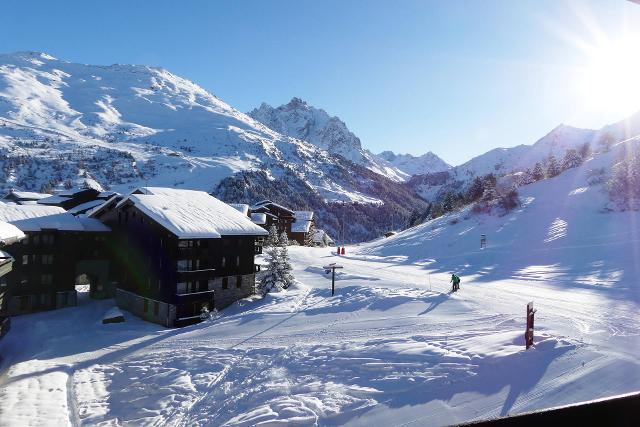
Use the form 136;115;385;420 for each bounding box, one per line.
332;268;335;296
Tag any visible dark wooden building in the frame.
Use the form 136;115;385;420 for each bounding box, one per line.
251;200;296;235
90;187;267;327
0;221;25;340
0;205;111;316
290;211;316;246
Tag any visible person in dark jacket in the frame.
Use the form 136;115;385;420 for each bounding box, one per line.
450;273;461;291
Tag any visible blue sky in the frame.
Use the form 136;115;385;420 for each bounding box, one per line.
1;0;639;165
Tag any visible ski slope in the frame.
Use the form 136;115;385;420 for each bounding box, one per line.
1;143;639;426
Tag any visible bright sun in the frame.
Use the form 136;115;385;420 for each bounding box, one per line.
579;35;640;117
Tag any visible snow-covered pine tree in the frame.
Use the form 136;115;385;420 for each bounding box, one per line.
532;162;545;181
258;241;283;295
278;231;295;289
265;225;280;247
561;148;583;171
546;155;561;178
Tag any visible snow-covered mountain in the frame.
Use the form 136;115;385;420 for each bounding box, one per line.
0;52;431;242
377;150;451;176
248;98;408;181
0;52;399;202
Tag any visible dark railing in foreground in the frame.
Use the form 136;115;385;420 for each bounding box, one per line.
460;391;640;426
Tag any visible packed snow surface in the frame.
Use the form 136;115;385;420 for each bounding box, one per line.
1;142;639;426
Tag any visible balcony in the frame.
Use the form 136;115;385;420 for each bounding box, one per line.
176;268;216;281
175;289;215;305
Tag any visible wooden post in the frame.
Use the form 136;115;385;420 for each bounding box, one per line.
526;301;536;349
323;263;344;296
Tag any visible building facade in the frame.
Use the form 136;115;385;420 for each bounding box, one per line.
92;187;267;327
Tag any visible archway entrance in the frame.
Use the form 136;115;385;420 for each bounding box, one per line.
74;260;112;299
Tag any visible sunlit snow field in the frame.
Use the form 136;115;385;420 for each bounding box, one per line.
1;157;640;426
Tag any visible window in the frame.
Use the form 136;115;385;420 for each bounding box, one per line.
177;282;187;293
222;277;228;289
236;255;240;267
236;275;242;288
41;274;53;286
158;279;162;290
22;235;29;245
146;278;151;289
177;259;193;271
229;276;237;288
42;254;54;265
154;301;159;316
22;255;29;265
32;234;40;245
42;234;54;245
208;279;215;291
221;257;226;268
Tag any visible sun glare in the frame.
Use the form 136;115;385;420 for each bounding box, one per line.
578;35;640;117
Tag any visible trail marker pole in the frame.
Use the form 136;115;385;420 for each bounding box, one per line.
526;301;536;349
480;234;487;249
323;263;344;296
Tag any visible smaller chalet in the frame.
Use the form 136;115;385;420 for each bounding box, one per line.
0;221;25;340
3;190;51;205
291;211;317;246
91;187;268;327
0;205;111;315
251;200;296;235
313;229;335;247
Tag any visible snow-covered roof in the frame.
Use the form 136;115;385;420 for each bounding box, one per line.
117;188;268;239
4;191;51;201
0;249;13;260
0;221;25;245
230;203;250;216
68;199;105;215
313;229;334;244
37;194;71;205
0;205;109;232
292;211;314;233
251;213;267;225
251;200;294;214
98;191;118;199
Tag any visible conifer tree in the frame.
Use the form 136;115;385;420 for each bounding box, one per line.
532;162;545;181
546;155;561;178
278;232;294;289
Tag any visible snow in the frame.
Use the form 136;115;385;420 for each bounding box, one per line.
67;200;105;215
229;203;250;216
378;150;452;176
292;211;314;233
37;194;71;205
251;213;267;225
0;221;25;245
0;53;391;204
3;191;51;201
249;98;409;182
2;148;639;426
0;204;108;232
117;188;268;239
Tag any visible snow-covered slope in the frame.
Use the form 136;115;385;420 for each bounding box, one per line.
248;98;408;181
452;124;598;180
377;150;451;176
0;52;396;203
2;140;639;426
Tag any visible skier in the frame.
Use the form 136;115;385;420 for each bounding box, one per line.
450;273;461;292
